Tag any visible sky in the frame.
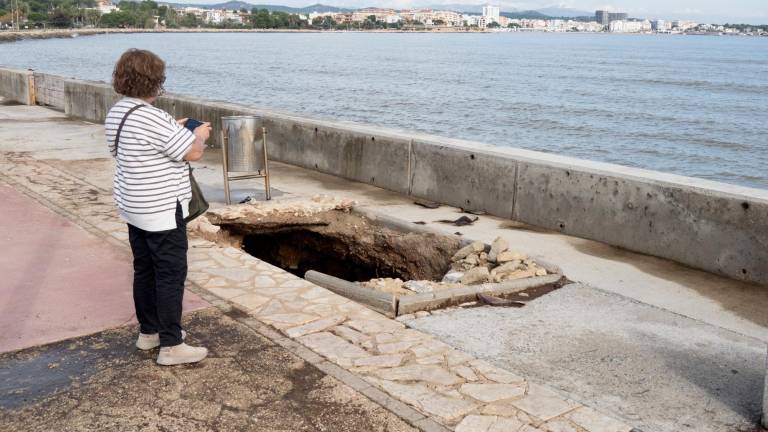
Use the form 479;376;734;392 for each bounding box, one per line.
186;0;768;24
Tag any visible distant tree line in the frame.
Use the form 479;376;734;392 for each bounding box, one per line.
0;0;100;28
0;0;409;30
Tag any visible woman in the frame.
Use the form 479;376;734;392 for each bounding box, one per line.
105;49;211;366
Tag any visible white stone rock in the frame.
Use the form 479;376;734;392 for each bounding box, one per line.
446;350;475;366
496;251;526;263
498;269;537;282
261;313;318;328
377;380;477;422
210;253;242;268
511;384;581;422
252;275;278;287
415;311;431;318
415;354;445;365
454;415;528;432
206;267;256;282
298;331;370;367
461;266;490;285
488;237;509;262
470;360;526;384
452;365;479;381
493;260;522;274
395;313;416;322
464;254;480;266
354;354;406;368
375;364;462;386
229;292;270;310
541;419;579;432
346;319;405;334
285;315;346;338
460;383;526;403
452;241;485;262
442;271;465;283
410;339;453;358
403;280;434;293
378;340;419;354
455;415;496;432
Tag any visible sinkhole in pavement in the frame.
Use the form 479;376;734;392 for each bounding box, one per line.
199;200;563;314
217;209;462;284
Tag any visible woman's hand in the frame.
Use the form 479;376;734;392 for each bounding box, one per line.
184;123;211;162
194;122;212;142
176;118;188;126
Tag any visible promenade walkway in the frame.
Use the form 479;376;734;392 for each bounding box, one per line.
0;99;764;432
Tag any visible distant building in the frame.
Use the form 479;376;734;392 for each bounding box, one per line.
595;10;609;25
651;19;668;31
482;5;500;23
595;10;628;26
96;0;118;15
432;10;463;26
351;8;395;22
609;19;651;33
672;20;697;31
385;15;402;24
610;12;628;22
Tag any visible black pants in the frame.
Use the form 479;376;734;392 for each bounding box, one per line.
127;202;187;347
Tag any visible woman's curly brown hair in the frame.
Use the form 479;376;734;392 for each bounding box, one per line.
112;49;166;98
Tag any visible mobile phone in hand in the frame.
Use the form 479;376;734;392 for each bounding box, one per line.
184;118;204;132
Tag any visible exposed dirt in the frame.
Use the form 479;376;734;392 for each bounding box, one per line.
0;308;417;432
200;198;462;283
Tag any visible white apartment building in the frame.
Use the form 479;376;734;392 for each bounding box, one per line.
482;5;500;23
430;10;462;26
351;8;396;22
385;15;402;24
204;9;223;24
609;19;652;33
96;0;118;14
463;14;479;26
652;19;669;31
181;7;206;18
672;20;697;31
574;21;604;32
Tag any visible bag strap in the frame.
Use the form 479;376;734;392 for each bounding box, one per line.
113;104;145;157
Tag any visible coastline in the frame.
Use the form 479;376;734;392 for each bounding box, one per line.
0;27;488;43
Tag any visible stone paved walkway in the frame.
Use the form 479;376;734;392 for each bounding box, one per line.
0;151;635;432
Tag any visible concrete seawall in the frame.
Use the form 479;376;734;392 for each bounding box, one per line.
0;68;34;105
3;67;767;286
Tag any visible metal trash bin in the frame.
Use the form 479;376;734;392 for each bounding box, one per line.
220;115;271;204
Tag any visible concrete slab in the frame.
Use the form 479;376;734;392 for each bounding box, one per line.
406;284;767;432
0;181;207;353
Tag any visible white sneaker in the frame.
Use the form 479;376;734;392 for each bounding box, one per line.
136;330;187;350
156;343;208;366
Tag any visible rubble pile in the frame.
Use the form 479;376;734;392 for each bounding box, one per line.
361;236;548;295
448;237;548;285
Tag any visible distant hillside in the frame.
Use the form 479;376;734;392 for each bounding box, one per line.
126;0;589;18
536;7;592;18
153;1;351;13
425;4;550;18
425;4;483;13
501;10;549;19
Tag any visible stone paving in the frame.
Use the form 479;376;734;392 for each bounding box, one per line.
0;151;634;432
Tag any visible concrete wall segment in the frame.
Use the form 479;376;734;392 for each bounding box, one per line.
0;67;34;105
3;68;766;285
